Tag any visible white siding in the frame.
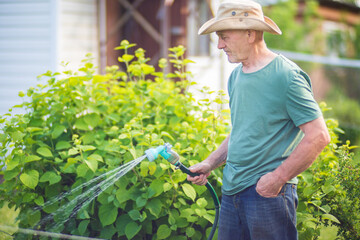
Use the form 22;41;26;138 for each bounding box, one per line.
58;0;99;71
0;0;58;115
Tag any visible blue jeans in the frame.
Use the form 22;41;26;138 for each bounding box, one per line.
218;183;298;240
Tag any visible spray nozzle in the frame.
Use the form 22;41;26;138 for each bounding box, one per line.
145;143;180;165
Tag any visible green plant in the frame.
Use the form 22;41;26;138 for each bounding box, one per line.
329;143;360;239
264;0;324;55
2;40;359;240
0;202;19;240
0;41;230;239
296;103;342;239
296;102;360;240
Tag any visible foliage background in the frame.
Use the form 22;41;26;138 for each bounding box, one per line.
2;0;360;238
0;42;230;239
1;40;360;239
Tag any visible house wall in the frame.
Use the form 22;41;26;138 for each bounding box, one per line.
0;0;100;116
0;0;58;115
58;0;99;72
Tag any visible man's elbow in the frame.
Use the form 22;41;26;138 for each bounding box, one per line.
318;128;331;149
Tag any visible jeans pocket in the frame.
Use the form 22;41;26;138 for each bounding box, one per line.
254;183;285;199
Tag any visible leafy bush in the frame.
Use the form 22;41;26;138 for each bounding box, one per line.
0;41;229;239
296;103;360;239
0;202;19;240
296;103;342;239
329;143;360;239
1;40;359;240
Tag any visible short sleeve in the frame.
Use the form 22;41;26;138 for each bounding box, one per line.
286;72;322;127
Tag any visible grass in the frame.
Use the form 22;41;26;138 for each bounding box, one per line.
0;202;19;240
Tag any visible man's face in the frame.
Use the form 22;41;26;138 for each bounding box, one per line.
216;30;250;63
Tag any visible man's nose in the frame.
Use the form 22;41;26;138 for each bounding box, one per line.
217;38;225;49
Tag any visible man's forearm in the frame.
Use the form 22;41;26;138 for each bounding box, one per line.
273;117;330;183
205;135;230;170
256;117;330;198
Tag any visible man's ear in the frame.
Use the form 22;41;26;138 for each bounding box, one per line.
247;30;256;43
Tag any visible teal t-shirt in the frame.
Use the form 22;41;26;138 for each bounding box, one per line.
223;55;322;195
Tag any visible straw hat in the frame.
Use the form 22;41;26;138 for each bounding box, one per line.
198;0;282;35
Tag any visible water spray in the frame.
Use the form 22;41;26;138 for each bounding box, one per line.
1;144;219;239
145;143;220;240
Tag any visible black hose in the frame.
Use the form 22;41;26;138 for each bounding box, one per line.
176;162;220;240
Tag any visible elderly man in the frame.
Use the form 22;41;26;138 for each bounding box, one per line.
187;0;330;239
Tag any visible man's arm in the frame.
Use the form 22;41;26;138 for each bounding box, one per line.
256;116;331;197
187;135;230;185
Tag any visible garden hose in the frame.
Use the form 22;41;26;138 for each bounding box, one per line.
145;143;220;240
174;161;220;240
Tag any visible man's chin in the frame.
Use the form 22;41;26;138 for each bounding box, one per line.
227;57;240;64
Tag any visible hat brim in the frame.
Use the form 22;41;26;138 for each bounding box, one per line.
198;16;282;35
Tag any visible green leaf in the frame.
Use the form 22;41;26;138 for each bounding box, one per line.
4;167;21;180
20;170;39;189
82;132;96;144
34;196;44;206
84;113;101;128
196;198;208;208
149;179;163;197
36;147;53;158
115;215;131;236
52;124;66;139
160;131;175;141
204;213;215;224
26;127;43;133
39;171;61;185
78;220;90;235
84;158;98;172
128;209;141;220
10;131;25;142
77;164;89;177
146;199;162;218
163;182;172;192
195;208;207;217
87;153;104;162
186;227;195;238
140;161;149;177
304;220;317;229
182;183;196;201
119;133;129;139
148;162;157;175
99;225;117;239
99;204;118;226
122;54;135;62
64;157;78;170
56;141;72;150
116;188;131;204
75;118;89;130
157;224;171;239
136;197;147;208
78;145;96;152
321;184;335;195
25;210;41;226
125;222;141;240
68;148;78;156
322;214;340;224
18;90;25;97
25;155;41;163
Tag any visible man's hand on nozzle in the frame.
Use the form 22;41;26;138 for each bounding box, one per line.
187;162;212;185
